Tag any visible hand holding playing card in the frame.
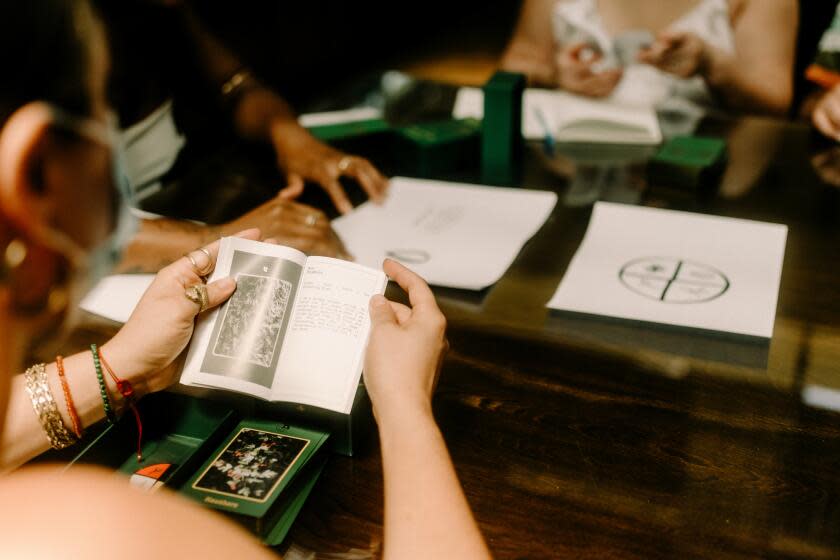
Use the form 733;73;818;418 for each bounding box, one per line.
638;31;708;78
556;42;623;98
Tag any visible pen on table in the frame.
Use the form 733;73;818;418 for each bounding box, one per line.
534;107;555;155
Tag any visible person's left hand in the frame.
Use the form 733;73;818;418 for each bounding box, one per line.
638;31;708;79
271;124;388;214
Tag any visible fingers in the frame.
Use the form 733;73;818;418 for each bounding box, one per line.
389;301;412;324
369;294;398;327
382;258;439;314
204;277;237;310
579;70;623;97
566;42;600;63
316;174;353;214
278;173;305;200
342;158;389;203
173;228;260;281
814;108;840;141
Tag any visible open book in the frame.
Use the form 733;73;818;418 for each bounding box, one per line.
181;238;388;414
453;87;662;145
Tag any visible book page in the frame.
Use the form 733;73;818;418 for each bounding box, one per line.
271;257;387;413
181;238;308;400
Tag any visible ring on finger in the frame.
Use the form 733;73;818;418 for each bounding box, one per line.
184;283;210;313
337;156;352;173
305;214;319;227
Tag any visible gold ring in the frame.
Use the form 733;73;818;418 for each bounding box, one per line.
337;156;352;173
184;283;210;313
305;214;318;227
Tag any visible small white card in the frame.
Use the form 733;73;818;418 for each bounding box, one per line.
332;177;557;290
547;202;788;338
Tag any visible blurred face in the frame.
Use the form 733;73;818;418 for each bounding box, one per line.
0;2;117;433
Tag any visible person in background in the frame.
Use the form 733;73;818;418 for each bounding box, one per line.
0;1;489;558
500;0;797;115
90;0;392;271
804;3;840;142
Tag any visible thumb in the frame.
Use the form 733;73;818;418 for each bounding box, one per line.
369;294;397;327
204;277;237;311
279;173;305;199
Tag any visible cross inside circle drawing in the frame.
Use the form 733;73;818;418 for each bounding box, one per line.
619;257;730;304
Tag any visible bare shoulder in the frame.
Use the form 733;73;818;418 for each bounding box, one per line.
0;466;276;559
731;0;797;23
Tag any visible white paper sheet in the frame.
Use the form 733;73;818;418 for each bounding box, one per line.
79;274;154;323
546;202;788;338
453;87;661;144
298;107;382;128
332;177;557;290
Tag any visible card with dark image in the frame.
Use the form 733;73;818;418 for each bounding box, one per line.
192;428;309;503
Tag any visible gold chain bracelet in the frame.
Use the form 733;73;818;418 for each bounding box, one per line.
23;363;78;450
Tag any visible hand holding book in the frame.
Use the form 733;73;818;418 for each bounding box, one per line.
364;259;447;425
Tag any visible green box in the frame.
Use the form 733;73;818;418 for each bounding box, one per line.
391;118;481;176
181;419;330;545
307;118;391;142
647;136;727;191
481;71;525;184
67;392;238;491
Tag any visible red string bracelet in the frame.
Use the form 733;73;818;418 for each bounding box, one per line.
55;356;83;439
97;349;144;462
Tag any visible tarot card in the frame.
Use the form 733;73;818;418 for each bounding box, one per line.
614;30;655;67
192;427;309;503
213;274;292;367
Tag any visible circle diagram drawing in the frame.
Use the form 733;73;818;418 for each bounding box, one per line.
619;257;730;304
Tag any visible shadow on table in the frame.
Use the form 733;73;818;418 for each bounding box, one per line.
545;310;771;370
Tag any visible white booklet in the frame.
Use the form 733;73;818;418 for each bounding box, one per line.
453;87;662;145
181;237;388;414
547;202;788;339
332;177;557;290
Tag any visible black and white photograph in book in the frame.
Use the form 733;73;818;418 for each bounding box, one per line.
201;251;303;388
193;428;309;502
213;274;292;367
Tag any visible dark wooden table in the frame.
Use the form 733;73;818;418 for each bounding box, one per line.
58;87;840;559
257;107;840;560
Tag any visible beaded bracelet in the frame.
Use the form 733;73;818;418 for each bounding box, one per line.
91;344;117;424
55;356;83;439
23;363;77;449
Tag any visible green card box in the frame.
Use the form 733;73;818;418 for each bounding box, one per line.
181;419;329;545
391;118;481;177
175;380;373;457
67;392;238;491
646;136;727;192
307;119;392;143
253;380;373;457
481;71;525;184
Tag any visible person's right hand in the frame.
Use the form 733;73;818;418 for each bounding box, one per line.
364;259;447;425
221;194;351;259
812;85;840;142
556;42;623;98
